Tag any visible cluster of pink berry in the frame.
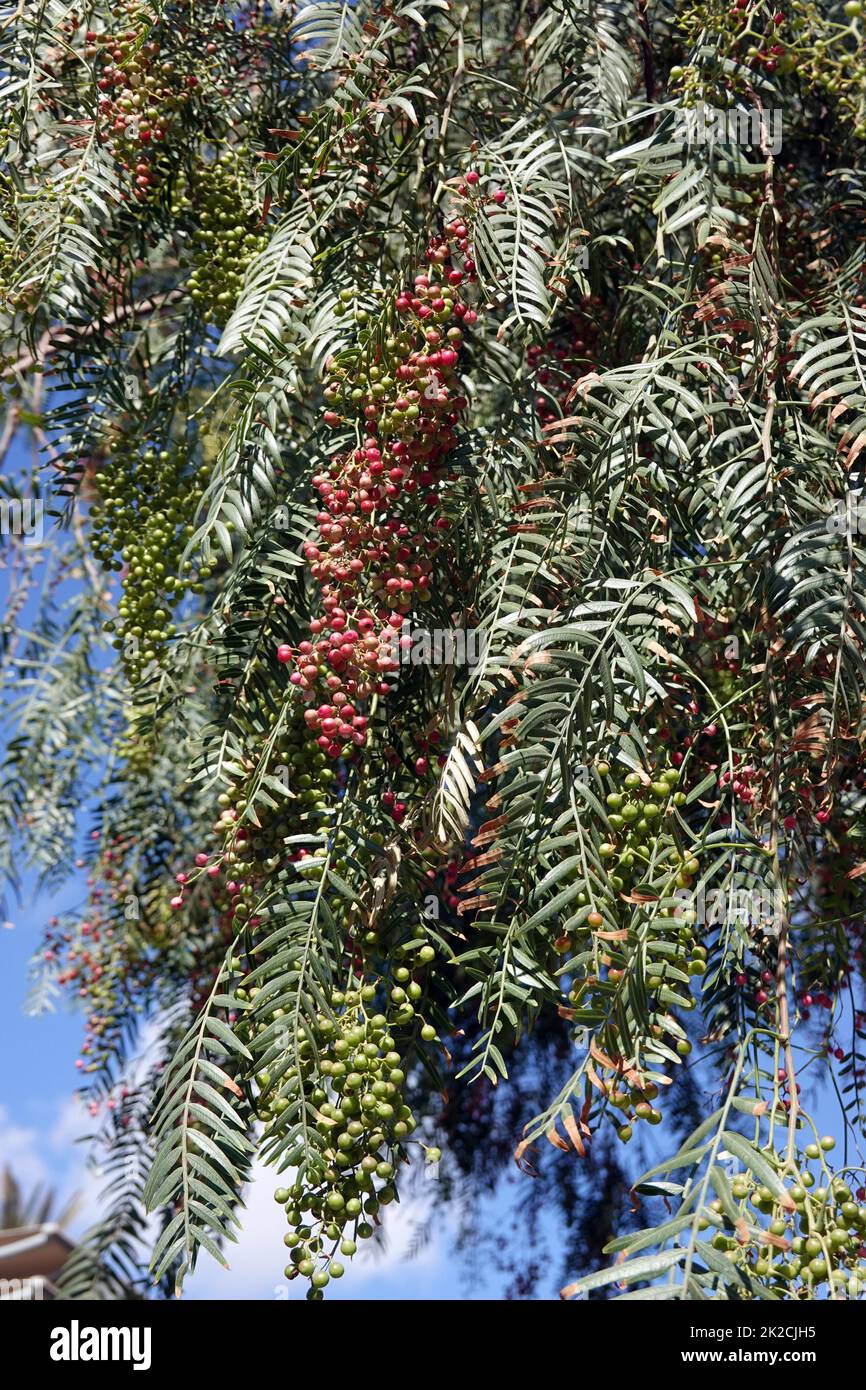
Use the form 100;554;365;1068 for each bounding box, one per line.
274;219;478;761
719;760;757;805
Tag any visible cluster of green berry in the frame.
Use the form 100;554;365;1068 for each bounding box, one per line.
92;432;210;681
180;154;268;328
606;1077;669;1141
596;762;690;880
263;983;439;1297
559;762;703;1126
213;721;338;850
717;1145;866;1296
0;129;21;308
557;761;691;948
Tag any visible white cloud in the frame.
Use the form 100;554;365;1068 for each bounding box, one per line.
0;1095;108;1234
184;1161;451;1301
0;1104;53;1190
49;1094;91;1150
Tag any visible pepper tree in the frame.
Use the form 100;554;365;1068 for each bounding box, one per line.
3;0;866;1301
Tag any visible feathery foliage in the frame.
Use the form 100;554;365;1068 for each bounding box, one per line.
3;0;866;1303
